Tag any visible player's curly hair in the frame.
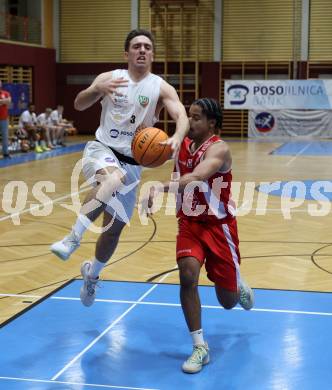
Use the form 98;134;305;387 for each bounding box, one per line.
192;98;223;133
124;29;155;52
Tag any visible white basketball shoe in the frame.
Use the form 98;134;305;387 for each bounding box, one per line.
80;261;99;307
239;279;254;310
50;231;80;260
182;342;210;374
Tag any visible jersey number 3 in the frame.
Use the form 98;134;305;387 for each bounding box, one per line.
130;115;136;124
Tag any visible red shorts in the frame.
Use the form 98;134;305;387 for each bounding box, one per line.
176;218;241;292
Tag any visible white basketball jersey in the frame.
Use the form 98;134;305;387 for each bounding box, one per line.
37;113;51;126
95;69;162;157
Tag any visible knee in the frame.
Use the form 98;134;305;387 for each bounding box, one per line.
99;178;115;196
215;288;238;310
96;173;126;201
179;267;199;289
217;297;237;310
102;177;124;191
97;170;126;187
101;217;125;239
100;229;121;241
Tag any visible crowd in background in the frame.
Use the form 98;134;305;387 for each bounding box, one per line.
13;103;76;154
1;80;78;158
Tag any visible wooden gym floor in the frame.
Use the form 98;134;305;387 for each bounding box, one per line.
0;136;331;325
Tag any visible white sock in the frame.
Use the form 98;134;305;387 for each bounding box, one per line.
88;258;105;279
72;214;91;239
190;329;205;346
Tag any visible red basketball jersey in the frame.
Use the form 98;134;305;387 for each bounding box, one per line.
0;90;10;120
175;135;236;223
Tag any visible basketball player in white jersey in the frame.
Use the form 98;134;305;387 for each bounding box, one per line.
50;29;189;306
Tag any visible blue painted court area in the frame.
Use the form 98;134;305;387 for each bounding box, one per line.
271;140;332;156
0;143;86;168
258;179;332;201
1;281;332;390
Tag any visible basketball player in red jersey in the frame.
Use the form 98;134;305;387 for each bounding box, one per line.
143;98;254;374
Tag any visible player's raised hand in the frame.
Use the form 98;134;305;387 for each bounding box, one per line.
93;75;128;96
160;132;182;158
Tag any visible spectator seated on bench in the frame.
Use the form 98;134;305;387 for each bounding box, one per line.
37;107;62;149
18;103;50;153
50;105;68;146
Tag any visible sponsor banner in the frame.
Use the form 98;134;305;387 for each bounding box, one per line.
249;110;332;138
224;80;332;110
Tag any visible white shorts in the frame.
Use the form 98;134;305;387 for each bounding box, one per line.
82;141;142;222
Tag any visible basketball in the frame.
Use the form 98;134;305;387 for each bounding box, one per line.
131;127;172;167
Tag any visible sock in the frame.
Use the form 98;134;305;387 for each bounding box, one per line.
88;258;105;279
190;329;204;346
72;214;91;239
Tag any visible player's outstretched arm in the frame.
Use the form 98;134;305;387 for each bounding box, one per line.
74;72;128;111
178;142;231;192
160;80;189;155
138;180;171;217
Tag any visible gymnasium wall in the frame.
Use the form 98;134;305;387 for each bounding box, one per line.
3;1;329;134
43;0;54;49
222;0;301;61
309;0;332;60
59;0;131;63
0;41;56;112
58;0;332;64
59;0;215;63
139;0;214;62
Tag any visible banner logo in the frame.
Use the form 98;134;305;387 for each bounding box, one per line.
226;84;249;105
254;112;275;133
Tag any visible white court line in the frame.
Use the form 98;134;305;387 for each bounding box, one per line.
2;293;332;317
286;142;312;166
0;376;158;390
0;188;89;222
0;293;41;298
50;272;171;381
